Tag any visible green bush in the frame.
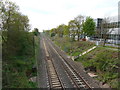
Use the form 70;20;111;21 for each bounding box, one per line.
76;47;119;88
51;33;55;37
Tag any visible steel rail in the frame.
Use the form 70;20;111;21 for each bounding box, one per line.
46;37;93;90
43;38;64;89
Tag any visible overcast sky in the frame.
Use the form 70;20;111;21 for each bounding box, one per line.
10;0;119;32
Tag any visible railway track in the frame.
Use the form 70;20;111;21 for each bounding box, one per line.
45;37;93;89
43;38;64;89
61;56;92;89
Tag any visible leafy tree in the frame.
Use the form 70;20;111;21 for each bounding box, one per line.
51;33;55;37
74;15;84;41
1;0;36;88
63;25;69;36
50;28;57;37
68;20;76;41
50;24;69;37
56;24;66;37
100;17;114;46
68;15;84;41
82;17;95;37
33;28;39;36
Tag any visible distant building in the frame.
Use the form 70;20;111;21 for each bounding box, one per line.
94;17;120;34
0;18;2;31
118;1;120;22
94;18;103;31
93;16;120;44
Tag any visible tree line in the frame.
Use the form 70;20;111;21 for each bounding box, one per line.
44;15;117;46
1;0;39;88
44;15;96;41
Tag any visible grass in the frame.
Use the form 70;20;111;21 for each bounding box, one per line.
53;36;95;56
51;35;119;88
76;47;119;88
103;45;119;49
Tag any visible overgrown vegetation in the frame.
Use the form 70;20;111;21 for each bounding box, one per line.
76;47;119;88
52;36;95;56
1;0;39;88
48;34;119;88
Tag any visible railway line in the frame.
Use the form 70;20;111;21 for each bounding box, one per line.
40;35;100;89
45;37;93;89
43;38;64;89
61;57;91;89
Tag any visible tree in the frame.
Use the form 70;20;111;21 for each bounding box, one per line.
68;20;76;41
50;28;57;37
82;17;95;37
1;1;35;87
101;17;114;46
49;24;69;38
68;15;84;41
56;24;66;37
63;25;69;36
74;15;84;41
33;28;39;36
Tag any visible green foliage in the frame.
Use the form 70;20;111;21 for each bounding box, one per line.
63;25;69;35
56;24;67;37
83;17;95;36
51;33;55;37
93;50;118;72
33;28;39;36
68;20;77;40
2;0;38;88
45;24;70;38
67;15;85;41
76;47;119;88
2;56;37;88
53;36;95;56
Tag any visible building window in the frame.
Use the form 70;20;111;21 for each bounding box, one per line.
118;22;120;28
